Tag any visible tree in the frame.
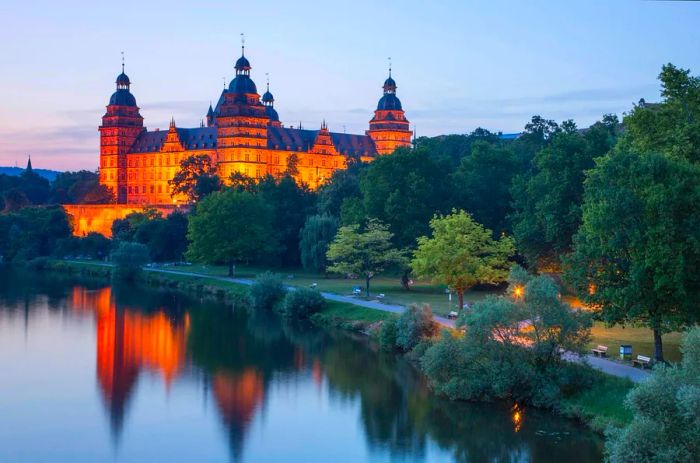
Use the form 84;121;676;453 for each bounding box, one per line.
623;64;700;163
565;150;700;362
0;206;72;262
134;212;188;261
412;210;515;310
186;189;277;276
169;154;220;202
359;147;453;248
111;241;150;282
421;273;591;407
605;327;700;462
450;140;521;234
316;161;364;218
51;170;114;204
258;174;317;266
326;219;407;297
510;117;618;269
299;214;339;273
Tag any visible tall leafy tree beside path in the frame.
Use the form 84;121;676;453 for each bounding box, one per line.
411;210;515;310
565;150;700;362
186;189;277;277
326;219;406;297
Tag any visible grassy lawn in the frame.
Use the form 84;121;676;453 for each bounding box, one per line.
159;263;500;316
561;370;635;431
589;322;683;363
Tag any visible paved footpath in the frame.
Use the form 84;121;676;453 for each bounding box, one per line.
71;262;650;383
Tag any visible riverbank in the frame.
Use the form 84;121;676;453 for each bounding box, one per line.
39;259;634;432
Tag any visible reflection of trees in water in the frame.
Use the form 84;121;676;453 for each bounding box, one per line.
3;272;603;462
318;335;603;463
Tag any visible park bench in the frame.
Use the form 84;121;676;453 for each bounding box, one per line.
632;355;652;369
447;311;459;320
591;345;609;357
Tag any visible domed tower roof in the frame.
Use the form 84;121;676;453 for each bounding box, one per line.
235;55;251;72
376;93;402;111
116;72;131;88
383;76;396;93
109;89;137;106
262;77;274;105
109;58;137;107
262;89;274;104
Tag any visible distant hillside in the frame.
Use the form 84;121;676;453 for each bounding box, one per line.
0;166;62;182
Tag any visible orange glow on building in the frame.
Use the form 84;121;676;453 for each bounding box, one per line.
64;46;412;237
63;203;185;237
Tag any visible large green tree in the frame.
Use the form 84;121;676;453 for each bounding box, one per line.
411;210;515;310
510;116;618;269
450;140;521;235
186;189;277;276
299;213;338;273
258;174;317;266
326;219;406;297
359;147;453;248
565;150;700;362
623;64;700;163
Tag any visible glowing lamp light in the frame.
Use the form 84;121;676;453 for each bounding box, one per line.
513;286;524;298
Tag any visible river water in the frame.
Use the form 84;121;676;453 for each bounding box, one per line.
0;270;603;462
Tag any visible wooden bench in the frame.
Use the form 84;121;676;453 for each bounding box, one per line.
632;355;652;369
591;345;609;357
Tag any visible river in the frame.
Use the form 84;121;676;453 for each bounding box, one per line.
0;269;603;462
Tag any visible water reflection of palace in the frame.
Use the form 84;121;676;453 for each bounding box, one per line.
71;286;191;434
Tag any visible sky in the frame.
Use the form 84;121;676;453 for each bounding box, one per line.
0;0;699;171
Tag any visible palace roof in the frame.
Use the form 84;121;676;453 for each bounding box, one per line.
128;125;376;158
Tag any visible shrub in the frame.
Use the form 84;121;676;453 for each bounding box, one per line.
605;327;700;462
248;272;286;309
395;303;438;351
111;241;150;282
379;319;398;350
420;274;593;408
280;288;326;319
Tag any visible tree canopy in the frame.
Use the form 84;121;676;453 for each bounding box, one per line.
565;149;700;361
326;219;406;296
186;189;278;276
412;210;515;310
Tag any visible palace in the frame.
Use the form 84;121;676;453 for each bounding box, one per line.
99;44;412;206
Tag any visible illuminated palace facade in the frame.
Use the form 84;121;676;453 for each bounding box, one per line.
99;46;412;205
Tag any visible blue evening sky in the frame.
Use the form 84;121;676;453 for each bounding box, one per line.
0;0;699;170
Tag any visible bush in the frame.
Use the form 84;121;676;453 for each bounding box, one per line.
280;288;326;319
420;274;593;408
111;241;150;282
379;319;398;350
395;303;438;351
248;272;286;309
605;327;700;462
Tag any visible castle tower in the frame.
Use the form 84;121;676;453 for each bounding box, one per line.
99;62;144;203
366;65;412;155
216;39;270;165
261;77;281;128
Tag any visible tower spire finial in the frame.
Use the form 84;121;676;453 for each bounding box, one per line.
388;56;392;77
240;33;245;56
121;51;125;73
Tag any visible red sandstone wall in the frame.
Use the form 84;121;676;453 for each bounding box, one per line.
63;204;187;238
